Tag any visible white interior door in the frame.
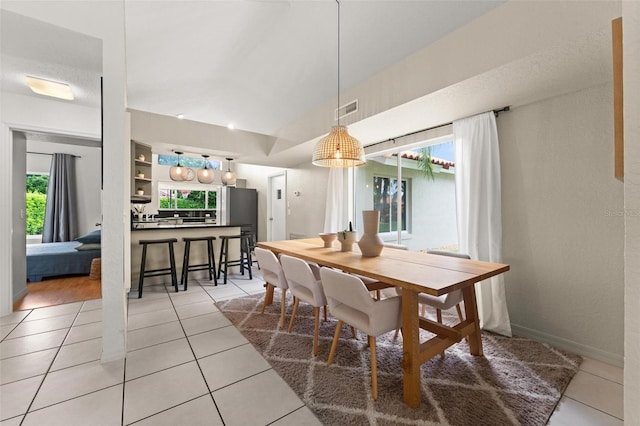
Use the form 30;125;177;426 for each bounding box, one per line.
268;172;287;241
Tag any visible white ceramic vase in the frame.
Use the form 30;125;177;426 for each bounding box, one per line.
358;210;384;257
337;231;357;252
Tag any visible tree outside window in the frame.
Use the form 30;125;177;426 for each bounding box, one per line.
373;176;406;233
26;174;49;235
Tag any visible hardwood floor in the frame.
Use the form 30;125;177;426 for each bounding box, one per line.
13;275;102;311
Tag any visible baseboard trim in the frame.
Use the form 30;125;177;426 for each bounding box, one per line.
511;323;623;367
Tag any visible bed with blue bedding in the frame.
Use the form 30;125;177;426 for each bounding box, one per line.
26;230;101;282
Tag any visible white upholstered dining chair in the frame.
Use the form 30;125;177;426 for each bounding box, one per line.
419;250;470;324
320;267;402;401
254;247;288;329
279;254;327;356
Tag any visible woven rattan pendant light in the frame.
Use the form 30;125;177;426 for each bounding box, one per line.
312;0;365;168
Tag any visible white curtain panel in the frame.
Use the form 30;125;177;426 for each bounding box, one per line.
323;167;346;232
454;112;512;337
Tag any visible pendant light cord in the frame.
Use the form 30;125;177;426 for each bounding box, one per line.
336;0;340;126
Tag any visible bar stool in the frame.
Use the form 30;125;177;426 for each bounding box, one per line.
181;236;217;289
138;238;178;298
217;234;253;284
241;230;259;269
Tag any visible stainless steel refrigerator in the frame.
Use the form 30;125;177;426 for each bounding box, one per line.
218;187;258;237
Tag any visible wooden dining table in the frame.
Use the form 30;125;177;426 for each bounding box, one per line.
257;238;510;408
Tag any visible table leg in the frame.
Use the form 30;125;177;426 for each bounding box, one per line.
462;285;483;356
401;290;421;408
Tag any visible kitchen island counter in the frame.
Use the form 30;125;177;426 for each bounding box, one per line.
132;222;244;231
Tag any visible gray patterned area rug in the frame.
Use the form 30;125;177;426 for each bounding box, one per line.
216;292;581;426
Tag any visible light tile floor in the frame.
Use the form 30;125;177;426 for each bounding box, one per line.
0;267;624;425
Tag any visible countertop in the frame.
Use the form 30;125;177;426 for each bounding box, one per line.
131;221;242;231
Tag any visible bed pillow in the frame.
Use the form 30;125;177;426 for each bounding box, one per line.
75;229;101;244
75;243;101;251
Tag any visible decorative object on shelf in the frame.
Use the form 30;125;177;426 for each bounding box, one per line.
137;169;144;178
169;151;185;181
197;154;215;184
221;157;237;186
312;0;365;168
136;188;144;196
138;154;145;161
319;232;337;248
358;210;384;257
337;221;357;252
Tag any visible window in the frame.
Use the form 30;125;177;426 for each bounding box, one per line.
157;154;220;170
354;140;457;251
373;176;406;232
26;174;49;235
158;183;218;210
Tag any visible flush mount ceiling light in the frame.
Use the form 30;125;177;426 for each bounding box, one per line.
169;151;185;181
25;76;74;100
221;157;237;186
312;0;365;168
176;113;185;119
197;154;215;184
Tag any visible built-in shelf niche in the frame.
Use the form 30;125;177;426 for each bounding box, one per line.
131;141;152;203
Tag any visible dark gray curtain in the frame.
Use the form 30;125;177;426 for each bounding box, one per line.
42;153;78;243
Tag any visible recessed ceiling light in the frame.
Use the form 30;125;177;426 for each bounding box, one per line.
25;76;74;100
227;123;235;130
176;114;185;119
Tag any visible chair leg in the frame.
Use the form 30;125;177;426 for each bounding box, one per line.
261;283;273;314
287;297;299;333
138;244;148;298
351;326;357;339
327;319;343;365
207;239;217;285
279;288;287;329
181;241;190;291
437;308;445;358
168;242;178;292
456;303;464;321
323;305;327;322
313;306;320;356
369;335;378;401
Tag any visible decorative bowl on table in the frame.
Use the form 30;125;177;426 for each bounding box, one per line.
318;232;337;248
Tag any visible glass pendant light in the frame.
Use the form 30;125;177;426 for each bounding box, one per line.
169;151;185;181
221;157;237;186
197;154;215;184
312;0;365;168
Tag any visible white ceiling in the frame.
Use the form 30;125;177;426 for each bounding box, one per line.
123;0;503;135
0;1;613;166
2;1;502;134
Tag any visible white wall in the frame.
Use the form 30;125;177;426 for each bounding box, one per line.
26;140;102;237
285;161;330;239
2;0;129;361
623;1;640;422
0;92;101;309
499;83;624;365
